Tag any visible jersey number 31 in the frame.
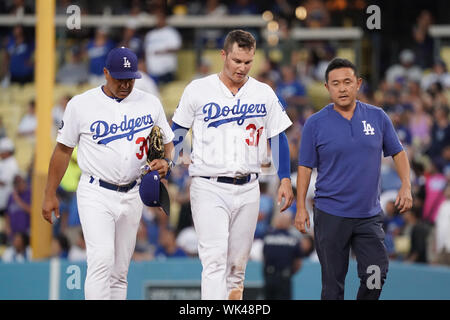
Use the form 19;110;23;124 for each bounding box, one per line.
245;124;264;147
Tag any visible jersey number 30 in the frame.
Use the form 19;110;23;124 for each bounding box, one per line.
135;136;149;160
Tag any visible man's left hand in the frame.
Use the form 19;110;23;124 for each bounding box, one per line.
395;184;413;213
277;178;294;212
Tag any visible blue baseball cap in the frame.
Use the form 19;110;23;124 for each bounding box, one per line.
139;170;170;216
105;47;142;80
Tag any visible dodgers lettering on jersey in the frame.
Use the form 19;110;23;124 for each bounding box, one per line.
203;99;267;128
172;74;292;177
90;114;154;145
57;86;174;185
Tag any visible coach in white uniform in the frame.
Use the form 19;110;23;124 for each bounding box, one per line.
42;47;174;300
172;30;294;300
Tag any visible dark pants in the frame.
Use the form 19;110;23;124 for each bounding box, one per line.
313;207;389;300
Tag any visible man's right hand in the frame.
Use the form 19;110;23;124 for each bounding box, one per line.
42;194;60;224
295;208;310;234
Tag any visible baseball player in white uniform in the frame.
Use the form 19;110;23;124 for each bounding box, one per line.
42;47;174;300
171;30;294;300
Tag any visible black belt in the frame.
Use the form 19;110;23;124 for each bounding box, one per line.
201;174;258;185
90;176;137;192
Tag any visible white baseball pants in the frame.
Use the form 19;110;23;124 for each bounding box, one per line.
190;176;260;300
77;174;143;300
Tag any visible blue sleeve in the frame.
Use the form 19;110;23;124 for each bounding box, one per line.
268;132;291;180
171;121;189;164
298;118;317;168
381;111;404;157
296;82;306;97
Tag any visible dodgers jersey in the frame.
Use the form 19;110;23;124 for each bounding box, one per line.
299;101;404;218
57;86;174;185
172;74;292;177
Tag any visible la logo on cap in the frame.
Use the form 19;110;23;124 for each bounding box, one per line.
123;57;131;68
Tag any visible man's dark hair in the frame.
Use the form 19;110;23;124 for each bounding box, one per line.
223;29;256;53
325;58;358;83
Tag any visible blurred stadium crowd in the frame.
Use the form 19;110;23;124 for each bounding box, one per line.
0;0;449;273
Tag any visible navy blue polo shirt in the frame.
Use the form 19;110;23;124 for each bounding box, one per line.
298;101;403;218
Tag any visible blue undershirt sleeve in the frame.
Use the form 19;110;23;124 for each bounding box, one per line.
268;132;291;180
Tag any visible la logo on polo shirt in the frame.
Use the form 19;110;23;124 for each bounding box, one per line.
362;120;375;135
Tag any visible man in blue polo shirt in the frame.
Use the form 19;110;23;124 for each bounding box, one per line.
295;58;412;300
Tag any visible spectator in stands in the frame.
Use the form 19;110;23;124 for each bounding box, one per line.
132;220;154;261
426;106;450;165
404;208;431;264
141;206;169;247
55;45;89;85
382;198;405;259
270;0;294;21
3;25;34;85
68;229;87;262
303;0;330;28
133;58;160;97
17;99;37;138
144;7;182;85
176;225;198;257
277;18;299;67
276;65;308;110
86;27;115;85
425;81;449;111
263;213;303;300
423;161;447;224
381;89;400;114
434;184;450;266
409;100;432;151
51;234;70;259
441;146;450;177
385;49;422;88
0;138;19;217
313;46;336;82
1;232;31;262
119;19;143;58
6;0;33;15
198;0;228;48
421;59;450;91
154;227;187;259
229;0;259;14
390;106;412;148
412;10;434;70
57;147;81;246
4;174;30;243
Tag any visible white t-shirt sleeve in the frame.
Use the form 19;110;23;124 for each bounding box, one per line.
172;83;195;129
155;98;175;144
169;28;182;50
56;98;80;148
264;86;292;138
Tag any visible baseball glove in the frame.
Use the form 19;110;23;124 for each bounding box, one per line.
147;125;165;162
